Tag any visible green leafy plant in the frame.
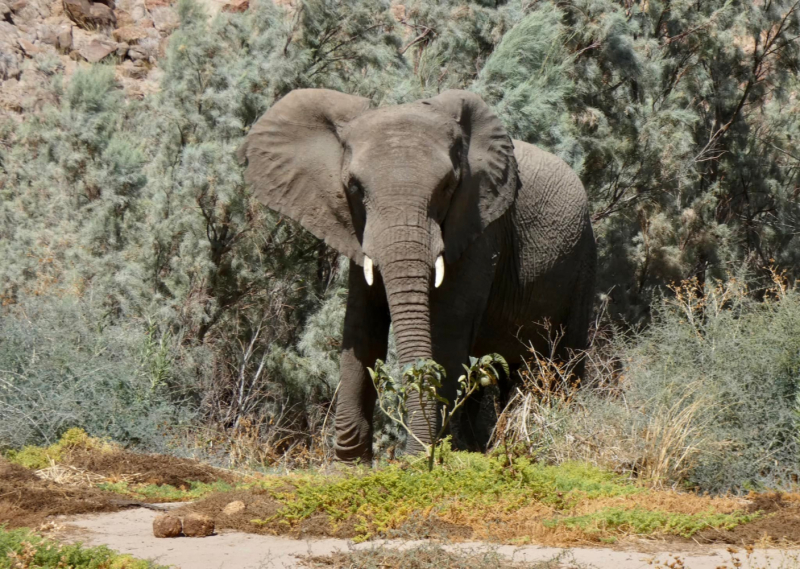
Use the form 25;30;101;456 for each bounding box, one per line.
369;354;509;471
0;526;166;568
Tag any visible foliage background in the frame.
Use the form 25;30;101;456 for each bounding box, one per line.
2;0;800;491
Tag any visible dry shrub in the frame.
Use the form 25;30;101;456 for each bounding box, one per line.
492;273;800;491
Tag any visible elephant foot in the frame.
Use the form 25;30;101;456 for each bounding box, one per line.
334;445;373;465
334;414;376;464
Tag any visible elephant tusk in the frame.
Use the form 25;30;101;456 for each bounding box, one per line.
363;255;374;286
434;255;444;288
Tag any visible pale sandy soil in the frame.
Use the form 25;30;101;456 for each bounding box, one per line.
57;507;799;569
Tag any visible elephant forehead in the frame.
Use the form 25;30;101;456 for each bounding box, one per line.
346;104;458;145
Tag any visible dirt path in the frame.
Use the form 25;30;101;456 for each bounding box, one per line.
58;507;798;569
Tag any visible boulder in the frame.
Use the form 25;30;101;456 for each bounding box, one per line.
17;37;40;56
182;513;214;537
37;24;59;46
221;500;245;516
88;1;114;24
126;36;156;60
114;0;147;26
152;514;182;538
127;44;146;60
56;24;72;52
150;5;177;33
8;0;52;24
118;58;146;78
78;38;116;62
63;0;115;29
221;0;247;13
113;24;148;43
0;1;10;18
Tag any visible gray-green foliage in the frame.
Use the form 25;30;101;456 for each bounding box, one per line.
561;277;800;492
0;295;197;450
627;280;800;491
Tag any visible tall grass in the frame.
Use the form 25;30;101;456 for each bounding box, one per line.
493;273;800;493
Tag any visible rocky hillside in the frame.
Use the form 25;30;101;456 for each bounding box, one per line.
0;0;245;114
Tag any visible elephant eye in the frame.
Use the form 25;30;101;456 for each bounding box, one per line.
347;176;364;196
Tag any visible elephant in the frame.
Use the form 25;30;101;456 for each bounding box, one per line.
238;88;596;462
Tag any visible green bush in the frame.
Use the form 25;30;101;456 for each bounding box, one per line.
0;526;166;569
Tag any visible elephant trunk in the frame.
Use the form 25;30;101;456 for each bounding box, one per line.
374;221;439;454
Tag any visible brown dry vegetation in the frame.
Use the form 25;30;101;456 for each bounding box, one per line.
0;448;237;529
0;458;127;529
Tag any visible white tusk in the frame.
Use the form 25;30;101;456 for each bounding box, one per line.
363;255;374;286
434;255;445;288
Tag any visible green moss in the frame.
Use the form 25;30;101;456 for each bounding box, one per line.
5;428;110;470
0;526;167;568
545;507;757;537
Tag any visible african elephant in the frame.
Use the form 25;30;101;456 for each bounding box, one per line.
238;88;596;461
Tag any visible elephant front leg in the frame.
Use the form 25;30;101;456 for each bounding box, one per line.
334;261;390;463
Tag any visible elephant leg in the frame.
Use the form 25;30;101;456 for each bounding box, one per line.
451;360;515;452
430;345;471;450
334;260;390;463
561;246;596;383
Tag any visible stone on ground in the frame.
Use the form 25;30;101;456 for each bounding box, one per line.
183;513;214;537
221;500;245;516
152;514;182;538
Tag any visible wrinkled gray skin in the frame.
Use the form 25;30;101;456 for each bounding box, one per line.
239;89;596;461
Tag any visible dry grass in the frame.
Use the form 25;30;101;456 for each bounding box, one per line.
489;275;799;489
34;462;114;486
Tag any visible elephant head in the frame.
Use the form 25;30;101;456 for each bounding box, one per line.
238;88;519;444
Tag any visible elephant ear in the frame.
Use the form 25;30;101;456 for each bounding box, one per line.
422;90;519;264
238;89;371;263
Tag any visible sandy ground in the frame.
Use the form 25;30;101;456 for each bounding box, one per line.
59;507;799;569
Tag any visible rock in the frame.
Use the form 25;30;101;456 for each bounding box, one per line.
127;36;155;60
221;0;247;13
113;24;148;43
221;500;245;516
118;58;146;78
63;0;115;29
0;20;19;40
115;41;127;57
9;0;52;25
182;513;214;537
127;44;145;60
17;37;40;55
150;5;177;32
62;0;91;26
78;38;115;62
37;24;59;46
0;1;10;17
56;24;72;51
152;514;182;538
88;1;114;24
144;0;167;9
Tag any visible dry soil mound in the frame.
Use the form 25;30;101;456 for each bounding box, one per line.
0;457;125;528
